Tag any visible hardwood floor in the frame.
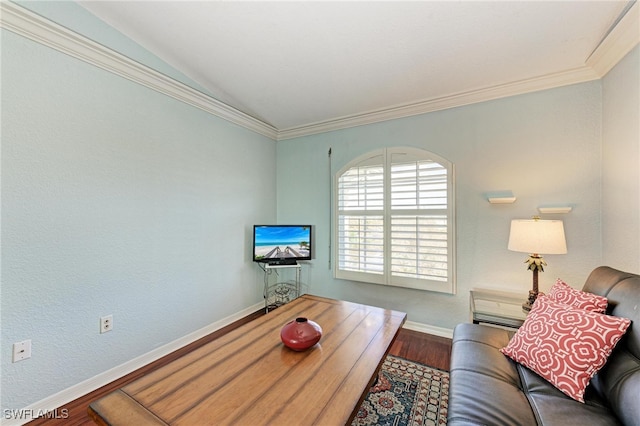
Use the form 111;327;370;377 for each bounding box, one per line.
390;328;451;371
27;311;451;426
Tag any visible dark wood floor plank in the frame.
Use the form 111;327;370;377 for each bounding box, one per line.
389;328;451;371
27;309;451;426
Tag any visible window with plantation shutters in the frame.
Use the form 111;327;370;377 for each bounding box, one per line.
335;148;456;294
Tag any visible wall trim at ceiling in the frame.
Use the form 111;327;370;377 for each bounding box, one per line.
277;66;602;140
2;1;638;142
586;0;640;77
279;1;639;141
0;1;279;141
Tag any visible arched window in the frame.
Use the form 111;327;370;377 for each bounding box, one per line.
334;147;456;293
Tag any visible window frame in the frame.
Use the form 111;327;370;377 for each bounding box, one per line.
333;147;456;294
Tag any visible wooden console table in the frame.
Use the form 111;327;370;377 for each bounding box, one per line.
88;294;406;425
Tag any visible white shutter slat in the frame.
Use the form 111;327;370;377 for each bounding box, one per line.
337;215;384;274
338;164;384;211
390;212;449;281
390;160;447;210
389;156;449;282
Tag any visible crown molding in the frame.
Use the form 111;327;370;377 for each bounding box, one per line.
278;2;638;140
586;1;640;77
277;66;601;140
2;1;637;143
0;1;278;141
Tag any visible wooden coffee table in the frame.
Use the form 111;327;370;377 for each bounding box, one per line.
88;294;406;425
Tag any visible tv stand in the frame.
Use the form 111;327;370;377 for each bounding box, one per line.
262;263;301;312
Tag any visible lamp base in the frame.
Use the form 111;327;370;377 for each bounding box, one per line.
522;290;539;312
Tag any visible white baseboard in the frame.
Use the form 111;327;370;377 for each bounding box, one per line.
403;321;454;339
1;302;264;426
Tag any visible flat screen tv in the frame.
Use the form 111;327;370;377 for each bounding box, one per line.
253;225;312;265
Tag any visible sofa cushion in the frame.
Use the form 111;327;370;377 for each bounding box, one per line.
547;278;608;312
500;295;631;402
448;324;539;425
581;266;640;425
448;323;622;426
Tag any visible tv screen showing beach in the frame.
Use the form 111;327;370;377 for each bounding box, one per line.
254;226;311;261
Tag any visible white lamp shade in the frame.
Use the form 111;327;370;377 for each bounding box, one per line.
508;219;567;255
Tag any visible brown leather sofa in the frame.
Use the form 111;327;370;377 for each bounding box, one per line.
447;266;639;425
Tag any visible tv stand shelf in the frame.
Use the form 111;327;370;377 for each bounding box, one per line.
263;263;301;312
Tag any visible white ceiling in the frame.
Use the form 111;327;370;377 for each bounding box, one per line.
78;1;634;134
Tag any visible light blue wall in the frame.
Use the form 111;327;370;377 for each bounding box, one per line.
1;28;276;411
2;0;638;416
602;46;640;271
277;82;605;329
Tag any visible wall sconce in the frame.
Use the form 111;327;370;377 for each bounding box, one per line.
489;197;517;204
538;206;573;214
486;191;516;204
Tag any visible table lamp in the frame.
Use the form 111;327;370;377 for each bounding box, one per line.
508;216;567;311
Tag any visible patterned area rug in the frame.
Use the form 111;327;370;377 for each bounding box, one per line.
352;355;449;426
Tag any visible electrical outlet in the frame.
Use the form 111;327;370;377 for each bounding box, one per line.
100;315;113;334
13;340;31;362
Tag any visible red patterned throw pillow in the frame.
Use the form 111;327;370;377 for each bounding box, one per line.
500;296;631;402
547;278;608;313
